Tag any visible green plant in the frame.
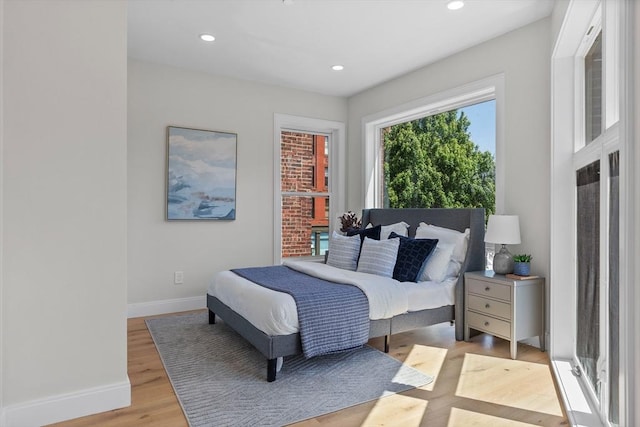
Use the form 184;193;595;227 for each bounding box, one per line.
513;254;532;263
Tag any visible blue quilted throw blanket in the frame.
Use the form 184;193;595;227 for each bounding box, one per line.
231;265;370;358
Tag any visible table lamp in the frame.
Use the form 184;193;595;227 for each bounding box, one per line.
485;215;521;275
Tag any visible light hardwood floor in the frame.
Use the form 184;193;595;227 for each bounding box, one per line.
51;311;567;427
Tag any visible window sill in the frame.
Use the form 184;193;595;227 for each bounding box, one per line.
551;359;605;426
282;255;326;263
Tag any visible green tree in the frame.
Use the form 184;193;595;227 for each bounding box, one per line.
384;110;495;217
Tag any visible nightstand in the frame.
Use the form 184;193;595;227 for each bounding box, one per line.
464;270;545;359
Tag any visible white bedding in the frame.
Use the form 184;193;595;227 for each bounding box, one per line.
207;260;457;336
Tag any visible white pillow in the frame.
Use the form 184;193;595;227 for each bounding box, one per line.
326;231;361;271
446;259;463;278
415;223;470;263
357;237;400;278
419;243;455;282
367;221;410;240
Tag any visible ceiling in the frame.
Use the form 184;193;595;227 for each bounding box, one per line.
128;0;555;97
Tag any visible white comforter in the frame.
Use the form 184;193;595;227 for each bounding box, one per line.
208;260;456;336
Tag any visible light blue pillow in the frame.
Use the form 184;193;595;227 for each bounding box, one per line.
419;242;455;282
326;231;361;271
357;237;400;278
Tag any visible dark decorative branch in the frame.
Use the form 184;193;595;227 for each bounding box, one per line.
339;211;362;233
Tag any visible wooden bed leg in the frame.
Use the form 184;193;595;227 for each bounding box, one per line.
208;310;216;324
267;359;277;382
384;335;390;353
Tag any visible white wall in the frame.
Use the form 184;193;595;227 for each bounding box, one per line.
632;0;639;421
1;1;129;425
127;60;347;310
0;0;4;421
551;0;571;48
347;19;551;280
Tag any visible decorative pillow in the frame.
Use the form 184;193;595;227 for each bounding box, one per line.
347;224;381;243
367;221;410;240
446;259;463;278
415;223;470;263
419;243;456;282
326;231;361;271
356;237;400;278
389;232;438;282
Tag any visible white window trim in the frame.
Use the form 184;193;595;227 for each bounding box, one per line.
273;113;345;264
550;0;636;425
361;74;504;212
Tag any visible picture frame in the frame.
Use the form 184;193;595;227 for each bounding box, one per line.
166;126;237;220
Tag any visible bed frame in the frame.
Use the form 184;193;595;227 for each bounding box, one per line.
207;208;485;381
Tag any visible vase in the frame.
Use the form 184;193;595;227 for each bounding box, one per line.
513;262;531;276
492;244;514;275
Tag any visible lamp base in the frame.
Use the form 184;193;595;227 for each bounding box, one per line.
493;244;514;275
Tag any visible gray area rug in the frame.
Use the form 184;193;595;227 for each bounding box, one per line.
146;312;433;427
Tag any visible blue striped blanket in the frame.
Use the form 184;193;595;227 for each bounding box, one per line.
231;265;370;358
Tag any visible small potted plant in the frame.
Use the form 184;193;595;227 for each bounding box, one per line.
513;254;532;276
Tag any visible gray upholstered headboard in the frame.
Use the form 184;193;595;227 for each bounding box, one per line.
361;208;486;340
361;208;485;273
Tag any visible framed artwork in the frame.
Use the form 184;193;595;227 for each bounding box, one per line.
166;126;237;220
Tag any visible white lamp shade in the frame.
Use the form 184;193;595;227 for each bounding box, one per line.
485;215;521;244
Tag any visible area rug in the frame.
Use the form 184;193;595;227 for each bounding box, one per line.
146;312;433;427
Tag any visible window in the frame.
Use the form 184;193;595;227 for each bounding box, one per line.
379;101;495;217
575;160;600;394
551;1;630;424
585;31;603;144
570;10;620;423
280;132;329;259
363;75;504;216
273;114;345;264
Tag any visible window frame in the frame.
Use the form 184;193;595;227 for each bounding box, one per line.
550;0;634;425
273;114;345;264
362;74;504;213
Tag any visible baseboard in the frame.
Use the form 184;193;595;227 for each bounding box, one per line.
2;379;130;427
127;296;206;318
521;336;542;349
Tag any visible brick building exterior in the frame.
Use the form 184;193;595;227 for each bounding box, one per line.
281;131;328;258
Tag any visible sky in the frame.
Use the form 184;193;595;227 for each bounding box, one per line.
459;99;496;158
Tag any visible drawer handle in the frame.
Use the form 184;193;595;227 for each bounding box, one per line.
485;303;490;309
484;321;490;326
485;286;491;292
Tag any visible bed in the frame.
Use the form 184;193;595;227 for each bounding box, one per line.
207;208;485;381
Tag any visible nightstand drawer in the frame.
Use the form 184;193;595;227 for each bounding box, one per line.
468;294;511;319
467;279;511;301
467;311;511;339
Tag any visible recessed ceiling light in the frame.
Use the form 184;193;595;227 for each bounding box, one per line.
447;0;464;10
200;34;215;42
331;65;344;71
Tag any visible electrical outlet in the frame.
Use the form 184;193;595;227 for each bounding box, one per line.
174;271;184;285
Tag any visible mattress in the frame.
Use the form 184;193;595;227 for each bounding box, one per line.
207;260;456;336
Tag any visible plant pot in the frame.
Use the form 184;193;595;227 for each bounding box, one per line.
513;262;531;276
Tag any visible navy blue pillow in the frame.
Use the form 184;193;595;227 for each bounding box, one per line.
347;224;381;243
389;232;438;282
